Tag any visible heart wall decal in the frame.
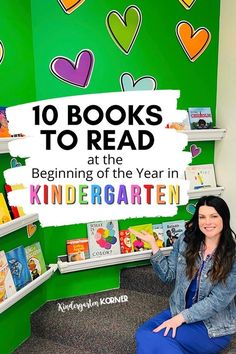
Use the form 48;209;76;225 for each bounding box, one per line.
179;0;197;10
176;21;211;62
186;203;196;215
190;144;202;158
120;73;157;91
58;0;85;14
50;50;94;88
27;223;37;238
0;41;5;64
10;158;22;168
106;5;142;55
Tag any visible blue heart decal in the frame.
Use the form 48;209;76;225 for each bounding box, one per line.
120;72;157;91
186;203;196;215
10;158;22;168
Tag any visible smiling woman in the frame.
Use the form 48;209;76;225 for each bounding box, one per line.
130;195;236;354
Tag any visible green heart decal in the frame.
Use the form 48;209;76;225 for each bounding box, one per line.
106;5;142;55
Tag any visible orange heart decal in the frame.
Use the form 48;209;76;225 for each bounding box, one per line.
179;0;197;10
27;223;37;238
58;0;85;14
176;21;211;62
0;41;4;64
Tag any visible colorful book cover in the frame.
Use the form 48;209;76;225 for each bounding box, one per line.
25;242;47;280
0;107;10;137
66;238;89;262
6;246;32;290
129;224;153;252
87;220;120;258
162;220;185;247
119;230;132;254
185;164;217;191
152;224;164;248
0;251;17;303
0;192;12;225
188;107;213;129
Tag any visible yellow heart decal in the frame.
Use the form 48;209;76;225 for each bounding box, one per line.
179;0;197;10
27;223;37;238
58;0;85;14
0;41;4;64
176;21;211;62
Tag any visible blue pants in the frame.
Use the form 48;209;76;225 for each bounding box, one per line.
136;309;231;354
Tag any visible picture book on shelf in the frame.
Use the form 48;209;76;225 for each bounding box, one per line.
119;230;132;254
87;220;120;258
188;107;213;129
0;107;10;137
129;224;152;252
152;224;164;248
185;164;217;191
67;238;89;262
0;251;17;303
25;242;47;280
6;246;32;290
162;220;185;247
0;193;11;224
5;184;25;219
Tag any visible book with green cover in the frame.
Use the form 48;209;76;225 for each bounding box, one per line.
129;224;152;252
25;242;47;280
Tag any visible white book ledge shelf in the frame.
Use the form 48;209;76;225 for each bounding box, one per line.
0;137;20;154
182;128;226;142
0;214;38;238
0;264;58;314
188;186;224;199
57;247;172;274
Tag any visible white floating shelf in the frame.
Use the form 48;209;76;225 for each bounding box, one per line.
0;137;20;154
0;264;58;314
188;186;224;199
57;248;172;274
181;128;226;142
0;214;39;238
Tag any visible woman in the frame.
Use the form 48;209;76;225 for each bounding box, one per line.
129;196;236;354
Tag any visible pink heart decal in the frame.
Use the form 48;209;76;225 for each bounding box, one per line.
50;50;94;88
190;144;201;158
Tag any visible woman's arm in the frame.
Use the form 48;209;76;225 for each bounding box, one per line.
150;235;182;283
180;260;236;323
128;228;184;283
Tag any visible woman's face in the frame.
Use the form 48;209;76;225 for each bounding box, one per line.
198;205;223;242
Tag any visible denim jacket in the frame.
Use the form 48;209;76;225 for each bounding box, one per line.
150;233;236;338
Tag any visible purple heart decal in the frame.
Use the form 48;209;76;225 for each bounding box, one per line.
50;50;94;88
190;144;201;158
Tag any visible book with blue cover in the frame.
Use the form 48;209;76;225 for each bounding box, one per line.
162;220;185;248
6;246;32;291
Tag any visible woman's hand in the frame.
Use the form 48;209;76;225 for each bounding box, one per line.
128;228;159;254
153;313;185;338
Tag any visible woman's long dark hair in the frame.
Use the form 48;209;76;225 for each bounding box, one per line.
184;196;236;283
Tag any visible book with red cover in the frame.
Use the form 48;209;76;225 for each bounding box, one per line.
119;230;132;254
5;184;25;219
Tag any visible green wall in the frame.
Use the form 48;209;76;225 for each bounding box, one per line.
0;0;220;352
0;0;36;106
